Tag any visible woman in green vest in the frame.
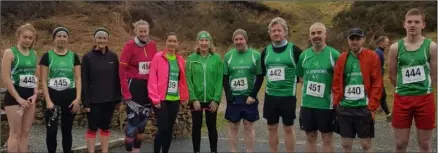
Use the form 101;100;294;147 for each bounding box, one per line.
40;27;82;153
1;23;39;153
186;31;223;153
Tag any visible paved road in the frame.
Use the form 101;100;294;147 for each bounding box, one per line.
110;104;437;152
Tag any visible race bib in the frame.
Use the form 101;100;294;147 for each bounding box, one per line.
168;80;178;93
48;77;71;91
306;81;325;98
402;65;425;84
19;75;37;88
344;85;365;100
139;62;151;75
231;77;248;91
267;67;285;81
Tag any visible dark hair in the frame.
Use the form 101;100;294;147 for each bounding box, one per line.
165;32;177;40
375;36;389;45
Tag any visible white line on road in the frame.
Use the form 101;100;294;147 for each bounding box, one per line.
201;137;361;149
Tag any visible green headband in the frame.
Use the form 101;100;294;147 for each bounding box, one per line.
197;31;212;41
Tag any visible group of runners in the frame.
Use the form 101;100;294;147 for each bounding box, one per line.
1;7;436;153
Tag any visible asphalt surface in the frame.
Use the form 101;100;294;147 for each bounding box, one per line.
110;104;437;152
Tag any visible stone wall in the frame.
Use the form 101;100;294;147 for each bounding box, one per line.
0;89;192;146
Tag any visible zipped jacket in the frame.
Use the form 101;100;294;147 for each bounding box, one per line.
332;48;383;111
186;51;223;103
147;49;189;104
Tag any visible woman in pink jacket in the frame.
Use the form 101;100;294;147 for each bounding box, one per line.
148;32;189;153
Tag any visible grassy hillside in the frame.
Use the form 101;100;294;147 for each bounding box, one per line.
1;2;436;118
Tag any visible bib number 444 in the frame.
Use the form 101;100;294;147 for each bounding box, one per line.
402;65;425;84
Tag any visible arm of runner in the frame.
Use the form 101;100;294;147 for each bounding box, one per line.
377;48;385;75
429;41;437;88
250;51;263;99
119;44;132;100
178;58;189;103
114;54;122;104
296;51;304;84
81;54;90;108
213;56;223;103
260;48;267;76
33;51;39;96
293;45;303;84
332;55;343;106
1;49;21;101
388;42;399;87
185;56;197;103
147;55;160;105
368;52;383;111
73;53;82;104
39;53;54;108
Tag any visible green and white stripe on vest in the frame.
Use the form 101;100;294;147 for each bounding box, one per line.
395;38;433;96
47;50;76;91
264;43;297;96
10;46;38;88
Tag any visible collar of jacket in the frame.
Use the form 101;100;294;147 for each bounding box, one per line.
91;46;110;54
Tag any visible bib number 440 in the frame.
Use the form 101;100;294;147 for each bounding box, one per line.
344;85;364;100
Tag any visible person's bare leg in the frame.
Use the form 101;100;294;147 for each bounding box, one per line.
268;124;279;153
100;131;110;153
228;121;240;153
86;136;96;153
283;125;295;153
5;105;23;153
243;120;255;153
321;132;334;153
341;137;353;153
305;131;317;153
394;128;410;153
417;129;433;153
19;104;36;153
360;138;373;153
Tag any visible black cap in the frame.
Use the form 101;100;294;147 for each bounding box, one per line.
348;28;365;39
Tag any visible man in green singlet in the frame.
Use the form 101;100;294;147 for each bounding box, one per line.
297;22;340;153
261;17;303;153
388;8;437;153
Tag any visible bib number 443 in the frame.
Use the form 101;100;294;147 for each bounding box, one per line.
231;77;248;91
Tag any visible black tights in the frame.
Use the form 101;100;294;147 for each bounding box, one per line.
45;89;76;153
154;101;180;153
191;102;218;153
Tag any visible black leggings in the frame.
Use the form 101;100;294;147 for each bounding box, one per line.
153;101;180;153
45;88;76;153
191;102;218;153
87;102;116;131
380;89;390;115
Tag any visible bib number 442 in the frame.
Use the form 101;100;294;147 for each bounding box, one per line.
267;67;285;81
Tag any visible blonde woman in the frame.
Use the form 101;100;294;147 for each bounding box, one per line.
119;20;158;153
1;23;39;153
